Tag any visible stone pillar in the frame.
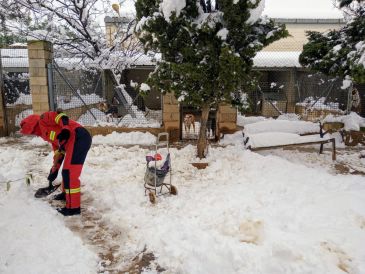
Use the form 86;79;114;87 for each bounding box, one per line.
217;103;237;137
27;40;53;114
163;93;180;142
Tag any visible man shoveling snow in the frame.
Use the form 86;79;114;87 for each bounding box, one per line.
20;111;92;216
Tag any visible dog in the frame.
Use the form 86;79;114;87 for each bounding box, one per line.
98;102;119;122
183;113;196;133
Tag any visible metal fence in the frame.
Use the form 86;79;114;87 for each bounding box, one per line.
49;62;163;127
0;48;31;134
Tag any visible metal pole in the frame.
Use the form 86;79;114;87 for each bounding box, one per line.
47;63;55;111
0;49;8;136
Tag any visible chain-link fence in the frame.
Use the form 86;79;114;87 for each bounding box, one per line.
241;18;354;121
0;48;31;134
49;62;163;128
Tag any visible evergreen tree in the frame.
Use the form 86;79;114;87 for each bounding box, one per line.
300;0;365;86
135;0;288;158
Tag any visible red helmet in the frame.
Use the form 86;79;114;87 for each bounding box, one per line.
154;153;162;161
20;114;41;135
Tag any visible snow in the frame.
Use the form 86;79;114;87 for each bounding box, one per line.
243;119;320;135
92;131;156;146
0;146;97;274
159;0;186;22
57;93;104;110
245;132;331;148
217;28;229;40
341;75;352;90
6;93;32;106
263;0;344;19
248;0;266;24
1;130;365;273
253;51;301;67
323;112;365;131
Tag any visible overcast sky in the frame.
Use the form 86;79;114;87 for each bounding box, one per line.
116;0;343;18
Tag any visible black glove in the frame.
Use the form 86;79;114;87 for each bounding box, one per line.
57;129;70;143
47;167;59;182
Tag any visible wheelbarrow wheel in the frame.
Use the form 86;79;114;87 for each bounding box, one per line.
170;185;178;195
149;192;156;204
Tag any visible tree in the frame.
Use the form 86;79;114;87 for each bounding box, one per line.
299;0;365;86
135;0;288;158
0;0;141;71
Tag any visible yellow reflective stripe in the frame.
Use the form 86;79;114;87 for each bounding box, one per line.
49;131;56;141
65;188;80;194
55;113;66;124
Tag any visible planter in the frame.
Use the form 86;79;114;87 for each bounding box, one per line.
191;162;209;169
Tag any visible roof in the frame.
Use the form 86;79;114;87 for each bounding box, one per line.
0;48;302;70
0;48;28;68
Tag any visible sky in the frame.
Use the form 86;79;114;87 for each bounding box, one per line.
115;0;343;19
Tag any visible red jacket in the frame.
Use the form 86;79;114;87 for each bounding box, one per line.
21;111;82;151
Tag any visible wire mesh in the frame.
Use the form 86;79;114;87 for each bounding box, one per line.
0;48;31;134
50;63;163;127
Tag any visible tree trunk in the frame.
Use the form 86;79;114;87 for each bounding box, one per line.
197;105;210;158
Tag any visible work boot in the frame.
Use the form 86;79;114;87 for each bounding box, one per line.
53;192;66;201
57;207;80;216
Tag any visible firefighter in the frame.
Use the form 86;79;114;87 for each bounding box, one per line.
20;111;92;216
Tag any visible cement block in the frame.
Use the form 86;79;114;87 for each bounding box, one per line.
30;77;47;86
163;104;179;113
163;112;180;121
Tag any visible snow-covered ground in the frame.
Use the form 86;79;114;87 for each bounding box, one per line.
0;127;364;273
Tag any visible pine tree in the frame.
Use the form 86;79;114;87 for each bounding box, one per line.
300;0;365;85
135;0;288;158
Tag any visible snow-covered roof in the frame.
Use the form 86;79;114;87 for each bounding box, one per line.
1;49;302;70
263;0;344;19
0;49;28;68
253;51;301;68
131;52;302;68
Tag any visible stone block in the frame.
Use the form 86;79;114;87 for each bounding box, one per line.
28;59;47;68
218;122;236;132
163;112;180;121
27;40;53;51
164;121;180;130
30;77;47;86
218;112;237;122
29;67;47;77
163;93;178;104
163;104;179;113
218;104;237;113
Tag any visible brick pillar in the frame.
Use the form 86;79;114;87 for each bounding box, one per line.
27;40;53;114
163;93;180;142
217;103;237;136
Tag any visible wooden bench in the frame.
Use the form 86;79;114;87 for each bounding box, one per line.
247;137;336;161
